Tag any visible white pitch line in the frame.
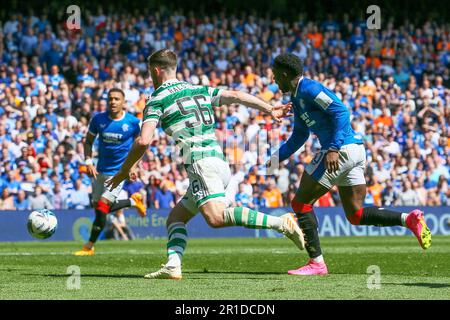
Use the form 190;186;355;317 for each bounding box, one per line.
0;251;159;256
1;246;448;256
0;249;293;256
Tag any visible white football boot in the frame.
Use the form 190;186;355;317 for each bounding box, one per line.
144;264;182;280
280;213;305;251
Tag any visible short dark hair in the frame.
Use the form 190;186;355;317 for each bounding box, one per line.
147;49;177;70
273;53;304;77
108;88;125;98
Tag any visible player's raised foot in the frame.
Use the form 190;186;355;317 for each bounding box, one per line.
288;259;328;276
131;193;147;217
144;264;182;280
73;246;95;256
280;213;305;250
405;209;431;250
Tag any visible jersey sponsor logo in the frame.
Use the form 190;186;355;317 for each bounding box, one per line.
300;112;316;127
102;132;123;144
314;91;333;110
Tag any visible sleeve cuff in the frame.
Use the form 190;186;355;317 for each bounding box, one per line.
143;117;159;124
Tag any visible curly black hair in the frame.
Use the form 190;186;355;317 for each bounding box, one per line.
273;53;304;77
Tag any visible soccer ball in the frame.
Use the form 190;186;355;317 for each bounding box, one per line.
27;209;58;239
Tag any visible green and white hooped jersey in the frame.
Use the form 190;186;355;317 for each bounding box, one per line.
143;79;224;166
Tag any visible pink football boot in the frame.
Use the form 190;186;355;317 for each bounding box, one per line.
288;259;328;276
405;209;431;249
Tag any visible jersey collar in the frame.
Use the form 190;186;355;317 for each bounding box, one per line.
161;78;181;87
108;111;126;121
292;76;304;99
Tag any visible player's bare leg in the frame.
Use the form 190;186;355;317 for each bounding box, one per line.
288;172;329;276
339;185;431;249
144;202;194;280
199;201;304;250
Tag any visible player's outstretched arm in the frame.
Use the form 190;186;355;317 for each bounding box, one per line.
219;90;291;122
277;115;309;162
267;110;309;172
106;121;157;190
84;132;98;179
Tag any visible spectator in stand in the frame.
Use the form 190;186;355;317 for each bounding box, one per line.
316;192;336;207
252;191;267;210
68;179;91;209
235;183;254;208
0;7;448;211
262;180;284;208
104;211;135;241
397;181;420;206
28;186;53;210
381;183;397;206
154;181;175;209
14;190;29;210
48;182;68;210
0;188;15;210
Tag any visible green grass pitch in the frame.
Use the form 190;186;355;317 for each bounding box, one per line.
1;236;449;300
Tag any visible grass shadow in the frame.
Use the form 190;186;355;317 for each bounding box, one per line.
22;273;143;279
21;270;285;280
185;270;285;275
181;270;289;280
384;282;450;289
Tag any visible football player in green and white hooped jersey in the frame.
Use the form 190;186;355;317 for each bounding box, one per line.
106;49;304;279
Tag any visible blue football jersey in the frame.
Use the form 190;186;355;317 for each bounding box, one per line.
88;112;141;175
278;77;363;161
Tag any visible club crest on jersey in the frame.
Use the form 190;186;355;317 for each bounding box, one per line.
122;124;129;132
100;123;106;128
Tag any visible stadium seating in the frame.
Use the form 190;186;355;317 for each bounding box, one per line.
0;5;448;211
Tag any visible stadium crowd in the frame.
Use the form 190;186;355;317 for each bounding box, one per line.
0;7;449;211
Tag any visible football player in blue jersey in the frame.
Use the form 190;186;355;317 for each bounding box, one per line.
74;88;147;256
269;53;431;275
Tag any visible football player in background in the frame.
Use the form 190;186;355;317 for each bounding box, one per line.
74;88;146;256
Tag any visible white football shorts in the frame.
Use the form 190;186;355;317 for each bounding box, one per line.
305;143;367;189
92;173;125;204
181;157;231;214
